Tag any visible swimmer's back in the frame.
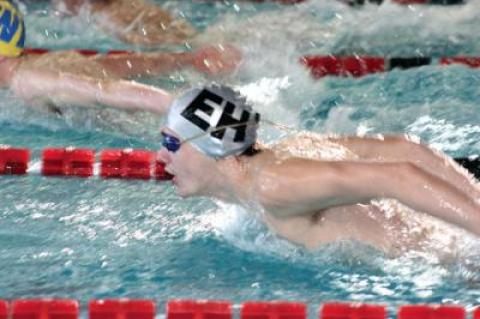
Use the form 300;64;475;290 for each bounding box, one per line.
251;134;465;256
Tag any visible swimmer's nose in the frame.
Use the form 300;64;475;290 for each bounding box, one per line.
157;148;171;164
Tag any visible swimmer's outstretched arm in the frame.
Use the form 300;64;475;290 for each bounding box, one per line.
10;70;172;114
92;45;242;78
92;52;192;78
257;159;480;235
327;135;480;198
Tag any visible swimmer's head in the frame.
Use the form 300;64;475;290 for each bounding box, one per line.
165;84;260;158
0;0;25;58
159;84;260;197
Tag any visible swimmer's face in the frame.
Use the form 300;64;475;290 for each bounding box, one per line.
158;128;218;197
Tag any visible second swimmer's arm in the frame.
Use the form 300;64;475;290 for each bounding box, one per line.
10;70;173;114
257;159;480;235
93;52;192;79
93;44;242;78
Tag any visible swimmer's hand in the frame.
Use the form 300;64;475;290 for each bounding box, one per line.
190;44;242;76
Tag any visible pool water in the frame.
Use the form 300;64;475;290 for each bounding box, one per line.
1;0;480;313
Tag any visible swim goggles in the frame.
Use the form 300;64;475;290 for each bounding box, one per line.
161;120;261;155
161;132;181;153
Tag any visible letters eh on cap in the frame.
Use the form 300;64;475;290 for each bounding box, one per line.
166;85;260;158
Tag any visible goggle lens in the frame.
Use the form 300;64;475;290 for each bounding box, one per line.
161;132;181;153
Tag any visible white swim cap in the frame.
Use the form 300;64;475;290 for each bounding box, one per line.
166;84;260;158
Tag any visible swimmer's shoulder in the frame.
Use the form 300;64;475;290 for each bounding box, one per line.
270;132;356;161
272;132;326;148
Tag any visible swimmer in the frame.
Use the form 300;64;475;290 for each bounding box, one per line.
48;0;305;48
0;1;241;115
51;0;196;47
157;84;480;255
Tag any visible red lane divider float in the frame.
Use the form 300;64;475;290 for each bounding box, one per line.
301;56;480;78
12;300;78;319
0;301;479;319
320;303;386;319
0;147;173;181
0;147;29;175
440;57;480;68
0;301;7;319
474;308;480;319
242;302;306;319
167;300;232;319
90;300;155;319
42;148;95;177
100;149;154;180
398;305;466;319
301;56;385;78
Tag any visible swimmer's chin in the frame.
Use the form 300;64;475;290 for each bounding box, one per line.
176;189;189;198
176;190;197;199
172;179;194;198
